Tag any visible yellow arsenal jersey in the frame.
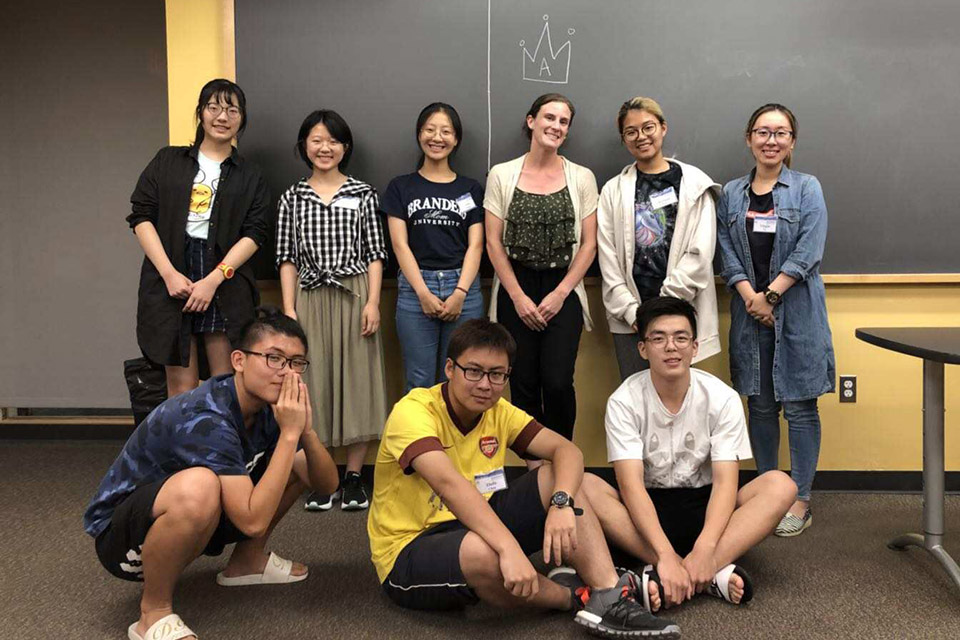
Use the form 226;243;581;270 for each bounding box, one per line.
368;383;541;582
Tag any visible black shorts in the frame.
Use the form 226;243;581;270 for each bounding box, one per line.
382;469;547;611
646;484;712;557
93;460;271;582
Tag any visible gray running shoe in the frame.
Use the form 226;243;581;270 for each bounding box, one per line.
575;571;681;638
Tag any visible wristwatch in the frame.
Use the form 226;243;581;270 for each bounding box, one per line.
764;288;782;306
217;262;235;279
550;491;584;515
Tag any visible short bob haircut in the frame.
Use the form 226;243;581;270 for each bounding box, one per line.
616;96;666;134
523;93;576;140
194;79;247;147
447;318;517;365
238;306;309;353
415;102;463;169
295;109;354;171
636;296;698;341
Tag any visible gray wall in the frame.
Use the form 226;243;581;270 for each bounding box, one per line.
0;0;168;407
237;0;960;275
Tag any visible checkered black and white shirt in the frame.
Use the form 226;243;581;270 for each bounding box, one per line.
276;177;388;292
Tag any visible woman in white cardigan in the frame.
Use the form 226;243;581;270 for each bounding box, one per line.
484;93;598;443
597;97;721;379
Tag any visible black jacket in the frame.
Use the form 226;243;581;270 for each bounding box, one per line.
127;145;269;366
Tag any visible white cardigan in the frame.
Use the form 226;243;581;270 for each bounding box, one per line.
484;154;599;331
596;159;721;362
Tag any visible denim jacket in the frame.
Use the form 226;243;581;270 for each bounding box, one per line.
716;167;835;401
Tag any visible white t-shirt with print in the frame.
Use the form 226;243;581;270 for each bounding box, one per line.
185;151;222;239
605;369;752;489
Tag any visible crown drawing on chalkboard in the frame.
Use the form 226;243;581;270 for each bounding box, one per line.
520;15;573;85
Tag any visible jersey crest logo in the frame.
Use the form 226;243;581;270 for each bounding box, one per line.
479;436;499;458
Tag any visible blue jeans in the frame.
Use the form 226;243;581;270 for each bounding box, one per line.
747;326;821;501
396;269;484;392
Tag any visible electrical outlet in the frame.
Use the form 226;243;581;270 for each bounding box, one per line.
839;375;857;403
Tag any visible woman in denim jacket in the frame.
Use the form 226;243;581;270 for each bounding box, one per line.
716;104;835;537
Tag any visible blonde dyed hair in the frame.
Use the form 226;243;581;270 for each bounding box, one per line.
617;96;666;134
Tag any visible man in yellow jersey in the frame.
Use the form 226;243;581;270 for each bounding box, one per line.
368;318;679;639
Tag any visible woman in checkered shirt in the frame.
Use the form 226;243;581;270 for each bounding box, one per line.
276;109;389;512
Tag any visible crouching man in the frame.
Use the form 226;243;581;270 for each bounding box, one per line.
582;297;797;611
368;318;680;639
84;309;339;639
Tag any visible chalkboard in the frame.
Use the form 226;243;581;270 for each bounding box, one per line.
236;0;960;275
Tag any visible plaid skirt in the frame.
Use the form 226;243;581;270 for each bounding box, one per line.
184;235;227;334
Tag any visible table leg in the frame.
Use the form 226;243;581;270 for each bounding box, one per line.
888;360;960;592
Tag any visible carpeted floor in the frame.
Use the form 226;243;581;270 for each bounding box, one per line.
3;439;960;639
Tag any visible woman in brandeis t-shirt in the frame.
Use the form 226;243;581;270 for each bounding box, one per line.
383;103;485;391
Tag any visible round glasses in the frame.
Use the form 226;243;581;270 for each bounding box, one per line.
642;333;693;349
622;121;660;142
205;103;242;119
751;128;793;143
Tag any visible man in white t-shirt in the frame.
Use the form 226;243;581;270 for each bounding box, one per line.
582;297;796;611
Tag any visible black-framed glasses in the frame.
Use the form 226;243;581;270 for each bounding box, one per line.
205;103;242;119
241;350;310;373
453;361;510;385
642;333;693;349
750;128;793;143
622;121;660;142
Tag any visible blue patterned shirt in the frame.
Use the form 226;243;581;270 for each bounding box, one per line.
83;375;280;538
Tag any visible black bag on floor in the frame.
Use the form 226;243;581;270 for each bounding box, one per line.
123;357;167;426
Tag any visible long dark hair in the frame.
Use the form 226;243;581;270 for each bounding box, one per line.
193;79;247;147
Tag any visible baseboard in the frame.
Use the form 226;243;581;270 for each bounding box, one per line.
5;428;956;493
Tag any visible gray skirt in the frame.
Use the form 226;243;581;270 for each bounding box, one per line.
296;273;387;447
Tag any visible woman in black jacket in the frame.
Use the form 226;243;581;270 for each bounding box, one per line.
127;78;269;398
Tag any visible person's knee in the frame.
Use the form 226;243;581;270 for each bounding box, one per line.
164;468;221;525
459;534;502;586
579;472;613;503
781;400;820;426
761;470;797;505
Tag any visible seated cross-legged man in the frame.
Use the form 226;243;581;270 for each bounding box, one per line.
368;318;680;639
582;297;797;610
84;309;339;640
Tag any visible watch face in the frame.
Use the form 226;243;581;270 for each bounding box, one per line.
551;491;569;507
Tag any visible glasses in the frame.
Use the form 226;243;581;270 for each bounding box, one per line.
310;137;343;148
642;333;693;349
241;350;310;373
453;361;510;385
751;128;793;143
205;103;242;119
622;121;660;142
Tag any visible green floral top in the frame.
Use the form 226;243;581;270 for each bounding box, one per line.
503;187;577;270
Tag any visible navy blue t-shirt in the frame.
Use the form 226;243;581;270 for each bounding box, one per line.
83;375;281;538
382;172;484;270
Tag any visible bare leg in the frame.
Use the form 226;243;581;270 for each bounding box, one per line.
221;470;308;578
534;467;619;590
165;336;199;398
203;331;234;377
580;473;658;565
136;467;222;638
713;470;796;567
459;532;570;610
344;441;369;474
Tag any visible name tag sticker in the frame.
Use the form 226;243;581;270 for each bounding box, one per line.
754;216;777;233
474;468;508;494
648;187;678;210
456;193;477;215
336;196;361;210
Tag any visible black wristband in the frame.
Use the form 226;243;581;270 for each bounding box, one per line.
455;286;469;295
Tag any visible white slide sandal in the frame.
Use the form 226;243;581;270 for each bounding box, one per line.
128;613;196;640
707;563;754;605
215;551;308;587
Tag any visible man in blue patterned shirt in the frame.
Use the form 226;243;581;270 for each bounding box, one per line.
84;309;339;640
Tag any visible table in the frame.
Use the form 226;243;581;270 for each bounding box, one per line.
856;328;960;591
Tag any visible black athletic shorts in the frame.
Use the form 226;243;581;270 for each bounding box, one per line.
94;458;271;582
646;484;712;557
382;469;547;611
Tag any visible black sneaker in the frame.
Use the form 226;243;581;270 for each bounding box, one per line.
548;566;590;611
575;571;680;638
304;489;339;511
340;471;369;511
